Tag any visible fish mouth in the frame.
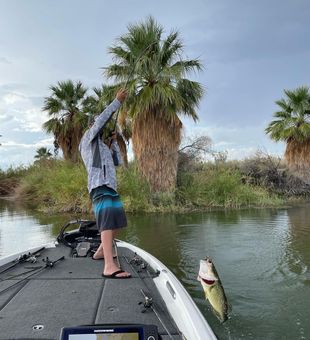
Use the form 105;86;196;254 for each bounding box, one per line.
199;257;218;282
199;276;216;285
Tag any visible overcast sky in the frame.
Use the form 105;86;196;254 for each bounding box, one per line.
0;0;309;169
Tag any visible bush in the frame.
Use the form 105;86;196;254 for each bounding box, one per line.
238;153;310;196
16;160;89;213
0;166;28;195
176;163;282;208
117;163;152;212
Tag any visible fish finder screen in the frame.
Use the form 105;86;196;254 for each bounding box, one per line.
68;334;139;340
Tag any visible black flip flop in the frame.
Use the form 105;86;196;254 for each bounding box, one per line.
102;270;131;279
92;255;117;260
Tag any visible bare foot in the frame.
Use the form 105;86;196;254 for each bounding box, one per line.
92;247;104;260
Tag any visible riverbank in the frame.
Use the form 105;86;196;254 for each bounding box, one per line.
2;157;308;214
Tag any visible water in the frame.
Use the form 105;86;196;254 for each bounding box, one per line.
0;199;309;340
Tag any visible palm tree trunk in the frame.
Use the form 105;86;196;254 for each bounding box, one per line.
285;139;310;180
116;135;128;167
132;112;182;192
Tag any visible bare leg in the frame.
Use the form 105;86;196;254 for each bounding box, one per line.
92;243;104;259
101;230;131;278
92;229;119;259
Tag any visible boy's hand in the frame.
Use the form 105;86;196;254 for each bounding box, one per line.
116;89;128;103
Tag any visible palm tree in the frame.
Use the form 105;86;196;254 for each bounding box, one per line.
42;80;88;163
34;147;52;160
105;16;204;192
265;86;310;174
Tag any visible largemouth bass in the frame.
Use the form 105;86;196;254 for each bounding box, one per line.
197;257;229;323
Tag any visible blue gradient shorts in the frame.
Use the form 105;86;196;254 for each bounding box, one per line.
90;185;127;232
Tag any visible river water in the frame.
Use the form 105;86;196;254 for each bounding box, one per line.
0;199;309;339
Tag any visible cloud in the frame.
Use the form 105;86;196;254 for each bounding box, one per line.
0;137;54;169
1;137;53;149
184;0;310;64
0;86;50;169
182;122;285;159
0;89;46;133
0;57;11;64
2;92;26;105
0;113;13;123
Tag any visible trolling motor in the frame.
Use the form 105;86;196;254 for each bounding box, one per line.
57;220;101;258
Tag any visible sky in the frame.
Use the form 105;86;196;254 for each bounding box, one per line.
0;0;309;169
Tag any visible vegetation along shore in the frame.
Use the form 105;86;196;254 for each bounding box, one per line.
1;152;310;214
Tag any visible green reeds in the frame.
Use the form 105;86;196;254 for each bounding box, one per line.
3;159;283;213
16;160;89;213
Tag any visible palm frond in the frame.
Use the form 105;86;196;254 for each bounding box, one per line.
266;86;310;142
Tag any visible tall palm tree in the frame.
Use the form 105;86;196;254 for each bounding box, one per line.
34;147;52;160
265;86;310;174
105;16;204;192
42;80;88;163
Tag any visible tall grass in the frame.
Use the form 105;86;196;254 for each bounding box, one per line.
16;160;89;213
6;159;283;213
117;163;152;212
177;164;282;208
16;160;153;213
0;166;29;195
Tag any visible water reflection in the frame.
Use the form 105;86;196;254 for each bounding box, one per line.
0;199;77;257
0;198;309;339
119;213;183;276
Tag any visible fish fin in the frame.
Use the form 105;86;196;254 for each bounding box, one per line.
211;307;228;323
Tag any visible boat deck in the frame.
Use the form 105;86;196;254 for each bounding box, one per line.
0;244;182;339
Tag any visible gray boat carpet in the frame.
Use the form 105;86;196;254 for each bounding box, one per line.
0;243;183;340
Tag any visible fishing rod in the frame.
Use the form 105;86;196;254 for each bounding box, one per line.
0;266;44;282
124;254;177;339
0;255;65;296
140;289;173;339
0;247;45;275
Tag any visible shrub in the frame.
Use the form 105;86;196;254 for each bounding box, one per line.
117;163;152;212
177;163;282;208
17;160;89;213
